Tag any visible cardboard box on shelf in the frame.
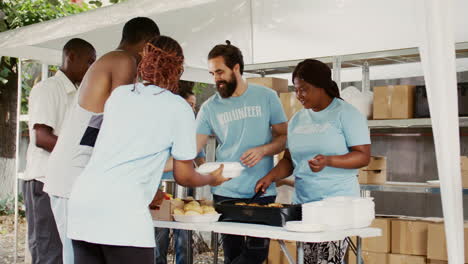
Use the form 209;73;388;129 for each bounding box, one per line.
373;85;415;120
461;156;468;171
463;170;468;188
461;157;468;188
363;156;387;171
427;260;448;264
347;251;388;264
388;254;426;264
279;92;303;120
247;77;289;94
391;219;428;256
427;222;468;263
265;240;296;264
358;169;386;185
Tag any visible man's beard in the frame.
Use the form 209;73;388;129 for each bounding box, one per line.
216;73;237;98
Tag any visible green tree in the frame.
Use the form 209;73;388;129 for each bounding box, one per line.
0;0;123;158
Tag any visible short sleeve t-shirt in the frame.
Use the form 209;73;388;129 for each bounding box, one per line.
67;84;196;247
196;84;287;198
288;98;371;204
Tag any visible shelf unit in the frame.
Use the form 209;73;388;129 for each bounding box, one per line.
360;182;468;195
368;117;468;129
244;42;468;202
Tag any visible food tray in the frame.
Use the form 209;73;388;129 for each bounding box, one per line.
214;200;301;227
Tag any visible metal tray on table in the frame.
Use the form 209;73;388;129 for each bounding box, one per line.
214;200;302;227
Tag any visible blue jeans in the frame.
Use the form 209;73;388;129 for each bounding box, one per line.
154;228;188;264
213;194;276;264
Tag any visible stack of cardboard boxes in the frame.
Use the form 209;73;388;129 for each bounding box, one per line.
358;156;387;185
427;222;468;264
348;217;468;264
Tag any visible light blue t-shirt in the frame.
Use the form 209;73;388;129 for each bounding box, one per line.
288;98;370;204
67;83;196;247
196;84;287;198
161;150;205;180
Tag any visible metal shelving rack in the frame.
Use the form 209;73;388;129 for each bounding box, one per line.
368;117;468;129
245;42;468;197
360;182;468;195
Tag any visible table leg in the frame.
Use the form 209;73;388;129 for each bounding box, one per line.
212;232;219;264
186;230;193;264
297;242;304;264
357;237;362;264
278;240;295;264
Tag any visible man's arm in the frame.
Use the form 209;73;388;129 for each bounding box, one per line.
34;124;57;153
196;134;210;154
240;122;288;167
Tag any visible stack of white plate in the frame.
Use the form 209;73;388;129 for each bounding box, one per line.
284;196;375;232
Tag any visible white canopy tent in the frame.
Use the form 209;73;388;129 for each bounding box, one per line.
1;0;467;262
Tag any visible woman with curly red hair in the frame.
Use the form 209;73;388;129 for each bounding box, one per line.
66;36;228;264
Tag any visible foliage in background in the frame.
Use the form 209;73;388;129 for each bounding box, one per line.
0;194;24;216
0;0;124;159
193;82;209;96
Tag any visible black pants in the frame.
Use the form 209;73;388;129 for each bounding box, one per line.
23;180;63;264
213;194;275;264
72;240;154;264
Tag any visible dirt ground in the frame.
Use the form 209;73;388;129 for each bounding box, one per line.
0;215;26;264
0;215;221;264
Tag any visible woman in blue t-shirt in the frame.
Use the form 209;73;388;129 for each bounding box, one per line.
255;59;371;264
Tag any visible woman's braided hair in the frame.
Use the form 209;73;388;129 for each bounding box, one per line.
137;35;184;93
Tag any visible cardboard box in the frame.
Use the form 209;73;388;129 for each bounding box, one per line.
462;156;468;171
279;92;303;120
388;254;426;264
363;218;392;253
363;156;387;171
358;169;386;185
150;199;212;221
247;77;289;93
347;251;388;264
391;219;428;256
462;157;468;188
150;199;185;221
265;240;296;264
427;260;448;264
427;222;468;263
463;170;468;188
373;85;415;119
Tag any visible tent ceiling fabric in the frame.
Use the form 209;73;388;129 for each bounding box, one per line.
1;0;468;72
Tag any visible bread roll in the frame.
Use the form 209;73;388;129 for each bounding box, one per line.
184;210;201;216
173;208;185;215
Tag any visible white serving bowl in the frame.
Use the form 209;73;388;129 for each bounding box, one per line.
173;213;221;223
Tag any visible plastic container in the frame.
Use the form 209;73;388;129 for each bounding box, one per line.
322;196;354;230
196;162;245;178
351;197;375;228
302;201;325;225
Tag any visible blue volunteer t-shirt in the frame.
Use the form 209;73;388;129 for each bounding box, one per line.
288;98;371;204
196;84;287;198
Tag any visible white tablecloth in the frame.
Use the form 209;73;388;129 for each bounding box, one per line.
153;221;381;243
